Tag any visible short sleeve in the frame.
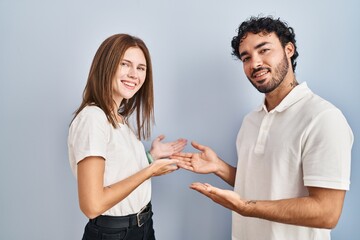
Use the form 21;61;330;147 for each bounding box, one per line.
302;108;353;190
68;106;109;176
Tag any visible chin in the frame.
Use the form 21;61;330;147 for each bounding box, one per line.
123;93;136;100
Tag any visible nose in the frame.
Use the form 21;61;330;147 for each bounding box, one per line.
127;66;137;79
250;54;263;69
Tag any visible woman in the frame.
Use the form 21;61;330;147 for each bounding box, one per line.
68;34;187;240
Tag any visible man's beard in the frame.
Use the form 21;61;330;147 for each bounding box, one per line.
248;53;289;94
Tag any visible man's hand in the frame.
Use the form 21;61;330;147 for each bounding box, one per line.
171;141;221;174
190;182;245;213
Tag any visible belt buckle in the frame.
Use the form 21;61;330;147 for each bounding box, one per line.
136;205;147;227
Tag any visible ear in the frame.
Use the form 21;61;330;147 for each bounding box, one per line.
285;42;295;58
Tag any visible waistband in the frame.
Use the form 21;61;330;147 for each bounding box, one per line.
90;202;152;228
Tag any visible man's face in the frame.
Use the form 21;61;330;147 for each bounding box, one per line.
238;32;290;93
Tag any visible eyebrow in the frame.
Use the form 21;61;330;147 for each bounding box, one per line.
239;41;271;59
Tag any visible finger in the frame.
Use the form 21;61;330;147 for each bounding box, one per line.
191;141;207;152
173;138;187;144
170;156;191;162
177;163;194;172
174;138;187;145
156;134;165;141
190;182;207;191
162;169;177;175
178;138;188;146
191;183;218;200
170;152;193;158
165;159;179;166
156;170;172;177
171;138;187;147
154;158;179;166
164;164;179;171
170;157;192;165
204;183;216;194
176;160;192;166
171;141;183;149
190;182;212;195
161;171;171;176
155;161;178;171
172;142;187;152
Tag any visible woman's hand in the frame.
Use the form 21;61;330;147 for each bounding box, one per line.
149;135;187;160
150;158;180;176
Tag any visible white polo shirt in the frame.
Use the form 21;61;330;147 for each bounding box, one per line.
232;82;353;240
68;106;151;216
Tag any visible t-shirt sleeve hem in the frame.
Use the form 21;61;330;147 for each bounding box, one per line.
304;179;350;191
75;151;106;164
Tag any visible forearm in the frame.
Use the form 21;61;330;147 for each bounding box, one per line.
238;189;345;229
214;158;236;187
79;165;153;219
102;167;153;208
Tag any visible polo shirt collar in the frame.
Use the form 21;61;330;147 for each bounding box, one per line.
255;82;312;113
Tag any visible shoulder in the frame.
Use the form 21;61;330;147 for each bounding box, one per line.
302;92;345;121
75;105;107;122
78;105;106;118
301;93;353;141
70;105;109;130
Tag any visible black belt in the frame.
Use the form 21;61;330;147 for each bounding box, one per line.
90;202;152;228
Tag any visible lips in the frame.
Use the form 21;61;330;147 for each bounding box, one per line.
121;80;137;88
251;68;270;79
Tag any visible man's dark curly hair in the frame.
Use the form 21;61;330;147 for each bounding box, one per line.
231;16;299;72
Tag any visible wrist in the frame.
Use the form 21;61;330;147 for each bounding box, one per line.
146;151;154;164
214;157;225;175
239;200;256;217
149;149;160;160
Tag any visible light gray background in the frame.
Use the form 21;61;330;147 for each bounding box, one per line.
1;0;359;239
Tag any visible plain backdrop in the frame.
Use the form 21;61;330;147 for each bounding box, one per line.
1;0;359;239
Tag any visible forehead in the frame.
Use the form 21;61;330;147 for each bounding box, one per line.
239;32;280;51
123;47;146;64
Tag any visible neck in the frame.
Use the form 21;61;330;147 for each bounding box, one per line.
264;75;298;111
113;101;124;124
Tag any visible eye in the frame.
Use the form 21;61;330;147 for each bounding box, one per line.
137;66;146;71
241;57;250;63
120;62;129;67
260;48;270;54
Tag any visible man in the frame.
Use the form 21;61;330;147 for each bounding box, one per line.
173;16;353;240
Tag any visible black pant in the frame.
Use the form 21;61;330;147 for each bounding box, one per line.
82;215;156;240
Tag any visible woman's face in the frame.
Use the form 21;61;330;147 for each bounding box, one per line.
112;47;147;105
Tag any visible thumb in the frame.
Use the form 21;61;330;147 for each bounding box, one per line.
191;141;206;152
156;134;165;142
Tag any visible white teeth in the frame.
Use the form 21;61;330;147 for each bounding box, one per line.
255;71;268;77
123;81;136;87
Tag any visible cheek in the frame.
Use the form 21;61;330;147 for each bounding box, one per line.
139;72;146;85
113;70;125;83
243;64;251;76
139;78;146;88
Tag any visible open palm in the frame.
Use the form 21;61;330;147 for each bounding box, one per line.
150;135;187;159
172;141;220;174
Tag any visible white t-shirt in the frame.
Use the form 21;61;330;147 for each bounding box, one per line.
68;105;151;216
232;83;353;240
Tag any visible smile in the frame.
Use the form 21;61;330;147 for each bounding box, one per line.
252;69;270;78
121;80;137;87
